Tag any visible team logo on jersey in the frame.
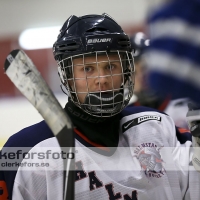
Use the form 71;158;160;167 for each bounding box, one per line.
138;115;161;123
134;143;165;178
122;115;161;132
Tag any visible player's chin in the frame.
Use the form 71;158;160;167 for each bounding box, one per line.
77;95;87;104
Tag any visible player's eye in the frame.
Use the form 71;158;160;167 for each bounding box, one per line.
84;66;93;73
106;64;115;70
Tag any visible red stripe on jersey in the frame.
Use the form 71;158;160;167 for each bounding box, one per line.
158;96;171;111
74;128;110;151
178;127;190;134
133;101;141;106
0;181;8;200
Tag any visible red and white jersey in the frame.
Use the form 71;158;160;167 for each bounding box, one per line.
11;108;200;200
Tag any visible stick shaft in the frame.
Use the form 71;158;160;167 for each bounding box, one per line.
4;49;75;200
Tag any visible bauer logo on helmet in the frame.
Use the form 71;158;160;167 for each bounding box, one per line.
87;38;112;44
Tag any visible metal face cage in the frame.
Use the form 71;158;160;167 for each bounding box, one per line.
58;50;135;117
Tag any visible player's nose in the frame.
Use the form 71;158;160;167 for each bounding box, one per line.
94;68;110;89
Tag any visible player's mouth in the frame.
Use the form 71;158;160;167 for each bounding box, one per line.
82;91;124;115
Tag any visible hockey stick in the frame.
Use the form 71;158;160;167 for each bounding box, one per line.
4;49;75;200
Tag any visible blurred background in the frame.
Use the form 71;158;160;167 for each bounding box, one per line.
0;0;165;147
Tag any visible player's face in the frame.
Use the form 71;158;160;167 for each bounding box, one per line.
69;54;123;103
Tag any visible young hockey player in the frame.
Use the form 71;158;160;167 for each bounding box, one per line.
0;13;199;200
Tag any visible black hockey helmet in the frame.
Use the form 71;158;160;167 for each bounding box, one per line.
53;13;131;61
53;13;134;117
130;32;150;61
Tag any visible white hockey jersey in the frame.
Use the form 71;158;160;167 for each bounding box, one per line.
11;109;200;200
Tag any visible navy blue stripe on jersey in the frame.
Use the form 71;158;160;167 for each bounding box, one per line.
146;0;200;104
149;71;200;102
149;0;200;26
1;120;54;200
151;38;200;65
3;120;53;148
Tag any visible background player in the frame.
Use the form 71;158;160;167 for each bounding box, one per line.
145;0;200;173
129;32;190;129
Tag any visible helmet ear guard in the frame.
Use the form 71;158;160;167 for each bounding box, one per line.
130;32;150;61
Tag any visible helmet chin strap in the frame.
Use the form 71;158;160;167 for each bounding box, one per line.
82;91;124;116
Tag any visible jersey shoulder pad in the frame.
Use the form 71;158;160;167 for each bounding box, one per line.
3;120;54;148
120;105;167;119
